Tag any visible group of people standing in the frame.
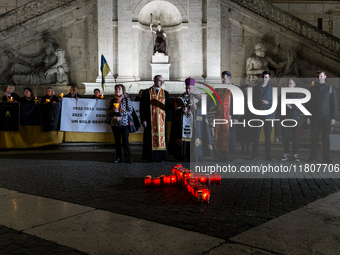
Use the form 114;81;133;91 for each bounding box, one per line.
2;69;337;164
165;71;337;164
1;85;83;105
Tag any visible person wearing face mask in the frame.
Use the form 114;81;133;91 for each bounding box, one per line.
19;87;35;104
306;71;338;163
251;71;276;161
279;79;303;162
106;84;133;163
2;85;20;102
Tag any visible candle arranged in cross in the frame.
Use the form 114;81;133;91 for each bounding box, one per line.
144;164;221;204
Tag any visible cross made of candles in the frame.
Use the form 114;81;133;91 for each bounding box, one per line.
144;164;221;204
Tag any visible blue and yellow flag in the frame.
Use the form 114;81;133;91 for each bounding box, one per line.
100;55;111;89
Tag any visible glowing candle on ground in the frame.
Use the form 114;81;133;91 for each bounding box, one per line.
202;189;210;203
170;174;177;185
152;177;161;186
144;176;152;186
163;175;171;186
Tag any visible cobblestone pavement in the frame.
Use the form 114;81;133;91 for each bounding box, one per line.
0;144;340;254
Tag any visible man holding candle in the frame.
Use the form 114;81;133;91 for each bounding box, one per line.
140;75;174;162
2;85;20;102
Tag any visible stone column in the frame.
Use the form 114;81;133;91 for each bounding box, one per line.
206;0;221;82
132;22;140;81
187;0;203;80
221;3;231;74
180;23;189;81
117;0;134;81
96;0;114;82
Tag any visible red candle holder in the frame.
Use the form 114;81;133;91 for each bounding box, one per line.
152;177;161;186
144;175;152;186
163;175;171;186
199;175;207;184
172;164;182;174
202;189;210;203
211;174;221;184
170;174;177;185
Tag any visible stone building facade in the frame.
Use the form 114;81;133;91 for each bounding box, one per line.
0;0;339;92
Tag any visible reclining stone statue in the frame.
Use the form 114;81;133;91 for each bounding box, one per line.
9;38;69;85
246;42;296;81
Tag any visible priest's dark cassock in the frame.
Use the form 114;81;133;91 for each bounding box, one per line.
140;87;174;162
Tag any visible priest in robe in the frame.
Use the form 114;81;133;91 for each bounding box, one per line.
140;75;174;162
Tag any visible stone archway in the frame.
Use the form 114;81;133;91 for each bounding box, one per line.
132;0;186;80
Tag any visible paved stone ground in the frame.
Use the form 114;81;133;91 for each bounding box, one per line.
0;144;340;254
0;225;86;255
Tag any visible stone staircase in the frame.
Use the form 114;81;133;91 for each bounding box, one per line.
226;0;340;74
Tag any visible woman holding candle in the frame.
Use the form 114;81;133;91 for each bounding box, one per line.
19;87;35;104
2;85;20;102
107;84;133;163
41;87;59;104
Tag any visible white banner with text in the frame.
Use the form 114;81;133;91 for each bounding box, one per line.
60;98;141;133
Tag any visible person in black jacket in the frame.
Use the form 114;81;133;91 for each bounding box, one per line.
92;88;101;99
19;87;35;104
306;71;338;163
64;85;81;98
2;85;20;102
251;71;276;161
41;87;59;104
280;79;303;162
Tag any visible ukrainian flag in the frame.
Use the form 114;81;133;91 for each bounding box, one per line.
101;55;111;89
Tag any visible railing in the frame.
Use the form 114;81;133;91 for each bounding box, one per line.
0;0;76;33
231;0;340;55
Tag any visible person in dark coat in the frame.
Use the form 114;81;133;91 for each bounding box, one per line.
251;71;277;161
279;79;303;162
41;87;59;104
64;85;81;98
306;71;338;163
140;75;174;162
19;87;35;104
134;89;143;102
2;85;20;102
92;88;101;99
236;83;253;154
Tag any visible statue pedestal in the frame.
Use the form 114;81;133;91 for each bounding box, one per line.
151;53;171;80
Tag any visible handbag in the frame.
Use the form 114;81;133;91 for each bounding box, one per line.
128;114;136;133
128;109;140;133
